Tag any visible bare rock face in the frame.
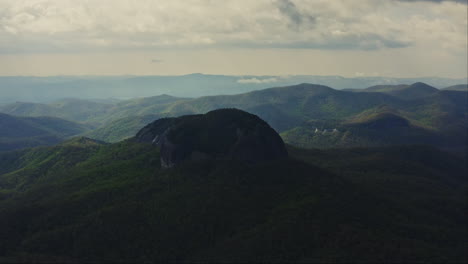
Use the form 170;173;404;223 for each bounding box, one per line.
135;108;288;168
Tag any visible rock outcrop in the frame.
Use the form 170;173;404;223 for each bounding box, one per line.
136;108;288;168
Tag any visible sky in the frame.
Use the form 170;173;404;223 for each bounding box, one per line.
0;0;466;78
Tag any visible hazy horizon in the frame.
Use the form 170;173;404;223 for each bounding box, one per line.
0;73;467;79
0;74;466;105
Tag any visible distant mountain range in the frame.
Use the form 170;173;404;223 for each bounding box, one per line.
0;82;466;151
0;74;466;103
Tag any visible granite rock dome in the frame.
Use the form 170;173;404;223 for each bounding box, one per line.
136;108;288;168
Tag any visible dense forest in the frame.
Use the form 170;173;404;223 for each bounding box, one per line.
0;137;465;262
0;82;466;263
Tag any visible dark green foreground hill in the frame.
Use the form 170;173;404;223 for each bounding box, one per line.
0;138;466;262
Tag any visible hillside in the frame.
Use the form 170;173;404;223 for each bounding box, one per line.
85;114;161;142
0;99;112;124
361;84;409;92
389;82;439;99
358;82;439;99
280;104;462;150
140;82;465;135
0;135;465;262
101;94;188;122
0;113;91;151
169;83;465;150
0;95;185;126
166;83;405;132
442;84;468;91
90;84;467;149
1;83;404;132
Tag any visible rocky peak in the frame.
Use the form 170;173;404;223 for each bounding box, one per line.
136;108;288;168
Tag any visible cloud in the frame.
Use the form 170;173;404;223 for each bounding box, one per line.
0;0;465;54
395;0;466;3
151;59;163;63
237;77;278;84
275;0;316;28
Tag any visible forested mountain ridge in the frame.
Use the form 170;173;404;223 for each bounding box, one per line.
0;95;186;126
0;113;91;151
1;83;466;150
355;82;439;99
98;83;468;150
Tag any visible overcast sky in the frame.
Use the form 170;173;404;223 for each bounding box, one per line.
0;0;466;77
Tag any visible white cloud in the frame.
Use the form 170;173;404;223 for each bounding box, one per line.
0;0;465;53
237;77;278;84
0;0;465;78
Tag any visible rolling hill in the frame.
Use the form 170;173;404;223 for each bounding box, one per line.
355;82;439;99
0;95;186;126
127;82;465;135
0;99;112;125
387;82;439;99
71;83;403;142
0;113;91;151
1;83;466;151
358;84;409;92
442;84;468;91
165;83;466;150
280;110;446;149
84;114;162;142
165;83;406;131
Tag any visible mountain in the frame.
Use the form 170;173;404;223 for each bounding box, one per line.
1;83;466;151
1;83;401;133
442;84;468;91
99;94;186;123
282;113;440;149
60;136;107;147
0;113;91;151
357;82;439;99
0;132;465;262
166;83;404;132
0;95;185;126
388;82;439;99
280;100;465;150
168;83;465;138
0;99;113;124
360;84;409;92
407;90;467;137
95;83;467;152
1;75;466;103
136;109;288;167
80;95;188;142
84;114;161;142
